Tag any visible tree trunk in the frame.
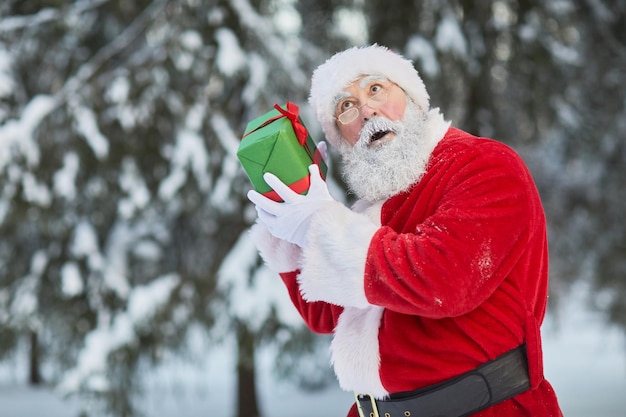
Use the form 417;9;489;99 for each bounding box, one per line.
236;324;260;417
29;330;42;385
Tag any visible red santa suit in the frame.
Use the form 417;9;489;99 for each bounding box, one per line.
251;124;563;416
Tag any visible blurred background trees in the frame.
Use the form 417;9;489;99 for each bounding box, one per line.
0;0;624;416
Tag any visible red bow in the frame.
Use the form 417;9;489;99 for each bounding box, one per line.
273;102;308;145
242;101;308;144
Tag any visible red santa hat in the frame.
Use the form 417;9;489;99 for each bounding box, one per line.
308;44;430;148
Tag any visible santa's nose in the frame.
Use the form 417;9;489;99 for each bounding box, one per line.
360;105;378;119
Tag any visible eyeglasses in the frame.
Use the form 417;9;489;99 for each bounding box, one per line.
336;85;389;125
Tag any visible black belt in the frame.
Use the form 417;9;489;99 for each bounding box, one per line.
354;345;530;417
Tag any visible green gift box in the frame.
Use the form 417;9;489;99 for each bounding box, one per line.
237;102;327;201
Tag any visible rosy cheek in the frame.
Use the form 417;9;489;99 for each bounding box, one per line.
384;103;404;121
347;124;363;145
338;122;361;146
380;91;407;121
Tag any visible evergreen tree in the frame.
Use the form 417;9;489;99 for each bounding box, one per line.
0;1;348;415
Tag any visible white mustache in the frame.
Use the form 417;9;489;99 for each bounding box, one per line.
358;117;402;146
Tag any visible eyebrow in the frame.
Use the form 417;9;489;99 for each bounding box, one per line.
359;75;389;88
333;91;351;106
332;75;391;107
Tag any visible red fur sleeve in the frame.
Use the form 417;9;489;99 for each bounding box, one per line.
279;270;344;334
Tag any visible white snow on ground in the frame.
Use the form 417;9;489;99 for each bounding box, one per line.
542;280;626;417
1;279;625;417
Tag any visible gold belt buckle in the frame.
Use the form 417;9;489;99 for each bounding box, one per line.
354;392;380;417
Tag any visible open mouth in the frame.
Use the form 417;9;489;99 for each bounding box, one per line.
369;130;392;144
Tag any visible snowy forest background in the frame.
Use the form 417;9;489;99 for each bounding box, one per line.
0;0;625;416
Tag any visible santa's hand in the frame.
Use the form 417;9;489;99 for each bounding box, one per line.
247;164;333;248
316;141;329;165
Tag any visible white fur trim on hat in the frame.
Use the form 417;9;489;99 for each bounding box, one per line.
308;44;430;148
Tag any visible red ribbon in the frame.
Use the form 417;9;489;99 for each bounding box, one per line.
261;158;325;202
273;102;308;145
241;101;307;144
262;174;312;202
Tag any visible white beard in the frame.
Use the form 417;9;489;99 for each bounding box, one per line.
337;100;450;202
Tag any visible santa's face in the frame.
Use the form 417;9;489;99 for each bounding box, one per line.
335;86;436;202
336;75;407;147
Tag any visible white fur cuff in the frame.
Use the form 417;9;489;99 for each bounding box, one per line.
298;201;378;308
249;221;302;273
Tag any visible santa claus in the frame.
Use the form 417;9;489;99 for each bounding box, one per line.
247;45;563;417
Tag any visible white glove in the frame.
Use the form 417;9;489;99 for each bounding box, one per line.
316;140;328;165
247;164;334;248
